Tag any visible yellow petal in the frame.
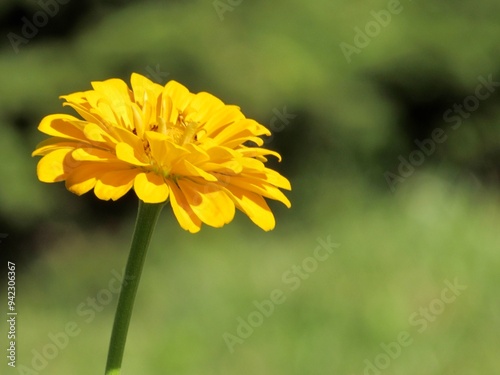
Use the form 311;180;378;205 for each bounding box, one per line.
115;142;149;166
224;185;276;231
224;175;291;208
113;125;146;150
60;91;88;105
85;91;126;130
213;119;270;144
130;73;163;132
203;106;245;138
32;137;81;156
185;92;224;124
130;73;162;107
62;100;106;127
38;114;87;140
91;79;134;127
163;80;192;112
180;160;218;181
145;132;189;168
205;145;238;161
212;127;255;147
36;148;73;182
222;136;265;149
167;180;201;233
202;160;243;174
177;179;235;228
72;148;117;162
65;163;108;195
255;169;292;190
95;168;139;201
159;93;176;131
83;123;118;144
134;172;169;203
181;143;210;165
238;147;282;162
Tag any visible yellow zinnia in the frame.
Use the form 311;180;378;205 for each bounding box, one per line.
32;73;291;232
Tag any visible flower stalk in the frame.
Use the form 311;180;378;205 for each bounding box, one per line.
105;200;164;375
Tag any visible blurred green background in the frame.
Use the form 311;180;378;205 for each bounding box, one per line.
1;0;500;374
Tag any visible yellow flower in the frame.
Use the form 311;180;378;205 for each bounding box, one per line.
32;73;291;232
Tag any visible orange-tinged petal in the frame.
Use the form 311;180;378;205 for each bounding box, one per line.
134;172;169;203
177;179;235;228
167;180;201;233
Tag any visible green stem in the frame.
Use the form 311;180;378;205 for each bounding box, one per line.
105;200;164;375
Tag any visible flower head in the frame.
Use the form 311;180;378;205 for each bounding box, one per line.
32;73;291;232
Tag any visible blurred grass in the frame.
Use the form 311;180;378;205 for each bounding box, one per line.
10;173;500;375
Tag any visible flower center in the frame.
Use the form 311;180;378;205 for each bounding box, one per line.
141;113;201;178
156;113;199;146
